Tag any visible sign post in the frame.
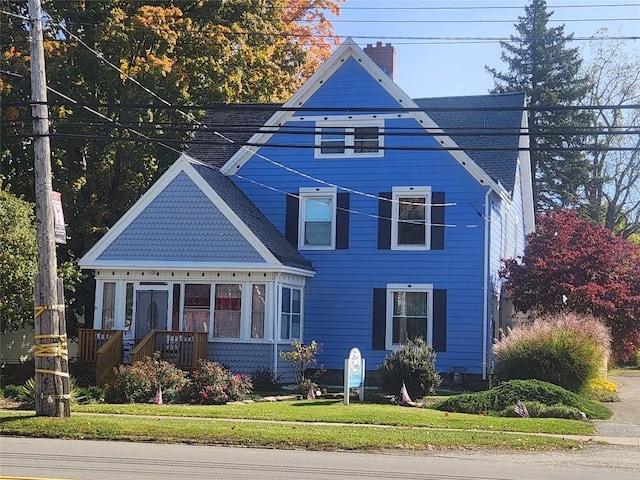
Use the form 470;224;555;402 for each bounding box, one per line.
344;347;365;405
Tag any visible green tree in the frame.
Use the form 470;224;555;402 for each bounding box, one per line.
0;185;37;332
1;0;343;324
486;0;592;213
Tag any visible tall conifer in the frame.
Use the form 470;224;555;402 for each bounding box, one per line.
486;0;592;212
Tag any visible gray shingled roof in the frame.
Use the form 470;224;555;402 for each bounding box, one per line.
190;161;314;273
187;105;280;168
414;92;526;192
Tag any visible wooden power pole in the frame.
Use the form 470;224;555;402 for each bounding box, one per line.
27;0;70;417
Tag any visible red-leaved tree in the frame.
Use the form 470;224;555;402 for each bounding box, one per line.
501;210;640;363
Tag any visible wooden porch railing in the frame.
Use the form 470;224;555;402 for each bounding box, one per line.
95;330;123;387
77;329;119;363
131;330;208;369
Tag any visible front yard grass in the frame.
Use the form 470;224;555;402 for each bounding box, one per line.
0;399;596;451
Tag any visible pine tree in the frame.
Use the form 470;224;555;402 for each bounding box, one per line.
486;0;592;213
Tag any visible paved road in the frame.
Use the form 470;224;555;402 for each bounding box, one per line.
1;436;639;480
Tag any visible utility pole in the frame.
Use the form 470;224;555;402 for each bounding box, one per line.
28;0;70;417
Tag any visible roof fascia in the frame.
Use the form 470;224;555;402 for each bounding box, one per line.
220;39;507;197
79;155;283;268
81;260;315;278
79;155;192;267
180;159;282;265
518;102;536;234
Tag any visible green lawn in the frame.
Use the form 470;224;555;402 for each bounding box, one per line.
0;400;596;451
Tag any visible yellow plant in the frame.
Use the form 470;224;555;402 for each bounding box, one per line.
588;378;618;393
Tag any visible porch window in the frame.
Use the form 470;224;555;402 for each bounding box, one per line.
214;284;242;338
124;283;133;331
280;286;301;340
101;282;116;330
183;284;210;333
251;284;266;339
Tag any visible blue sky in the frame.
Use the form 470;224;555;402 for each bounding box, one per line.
328;1;640;98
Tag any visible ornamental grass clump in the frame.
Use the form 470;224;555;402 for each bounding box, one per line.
185;359;253;405
492;313;611;393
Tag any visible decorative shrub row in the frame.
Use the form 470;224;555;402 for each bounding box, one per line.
104;354;253;405
433;379;612;420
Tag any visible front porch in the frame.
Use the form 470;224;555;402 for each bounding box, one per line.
77;329;208;386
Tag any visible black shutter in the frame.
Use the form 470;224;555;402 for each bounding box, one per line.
285;193;299;247
432;289;447;352
378;192;392;250
336;193;350;249
431;192;445;250
372;288;387;350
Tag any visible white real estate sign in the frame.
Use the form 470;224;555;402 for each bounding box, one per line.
344;347;365;405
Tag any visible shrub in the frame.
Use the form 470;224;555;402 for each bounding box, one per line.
104;352;188;404
184;360;253;405
250;368;280;392
17;377;86;409
499;401;585;420
433;379;612;419
2;384;22;400
78;385;104;404
378;337;441;399
492;313;611;392
279;341;325;395
584;378;619;402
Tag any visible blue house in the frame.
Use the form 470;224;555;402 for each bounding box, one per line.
79;40;534;383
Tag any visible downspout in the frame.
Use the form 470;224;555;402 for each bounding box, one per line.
482;189;491;380
273;273;282;378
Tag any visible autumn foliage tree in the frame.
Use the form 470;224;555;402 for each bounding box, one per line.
501;210;640;362
1;0;343;324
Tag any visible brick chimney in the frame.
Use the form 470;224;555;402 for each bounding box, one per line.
364;42;396;81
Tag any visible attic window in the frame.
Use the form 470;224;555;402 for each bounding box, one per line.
315;120;384;158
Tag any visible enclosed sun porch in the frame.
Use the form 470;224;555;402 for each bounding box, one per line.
76;269;308;386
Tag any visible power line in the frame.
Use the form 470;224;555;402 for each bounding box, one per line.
5;98;639;113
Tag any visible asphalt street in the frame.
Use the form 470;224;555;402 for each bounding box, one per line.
1;436;639;480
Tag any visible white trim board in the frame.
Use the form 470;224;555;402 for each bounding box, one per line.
79;155;282;268
220;38;507;198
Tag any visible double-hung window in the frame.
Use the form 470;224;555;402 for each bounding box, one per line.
299;187;336;249
280;286;302;340
386;284;433;350
392;186;432;250
316;120;383;158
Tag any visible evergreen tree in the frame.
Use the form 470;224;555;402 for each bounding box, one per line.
486;0;592;212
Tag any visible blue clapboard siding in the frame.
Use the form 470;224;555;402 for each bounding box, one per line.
230;58;492;374
98;171;265;263
299;57;403;112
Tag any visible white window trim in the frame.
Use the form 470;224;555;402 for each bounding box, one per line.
298;187;337;250
315;119;384;158
391;186;432;250
278;284;303;341
385;283;433;351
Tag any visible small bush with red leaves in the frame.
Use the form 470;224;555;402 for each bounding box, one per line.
185;360;253;405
